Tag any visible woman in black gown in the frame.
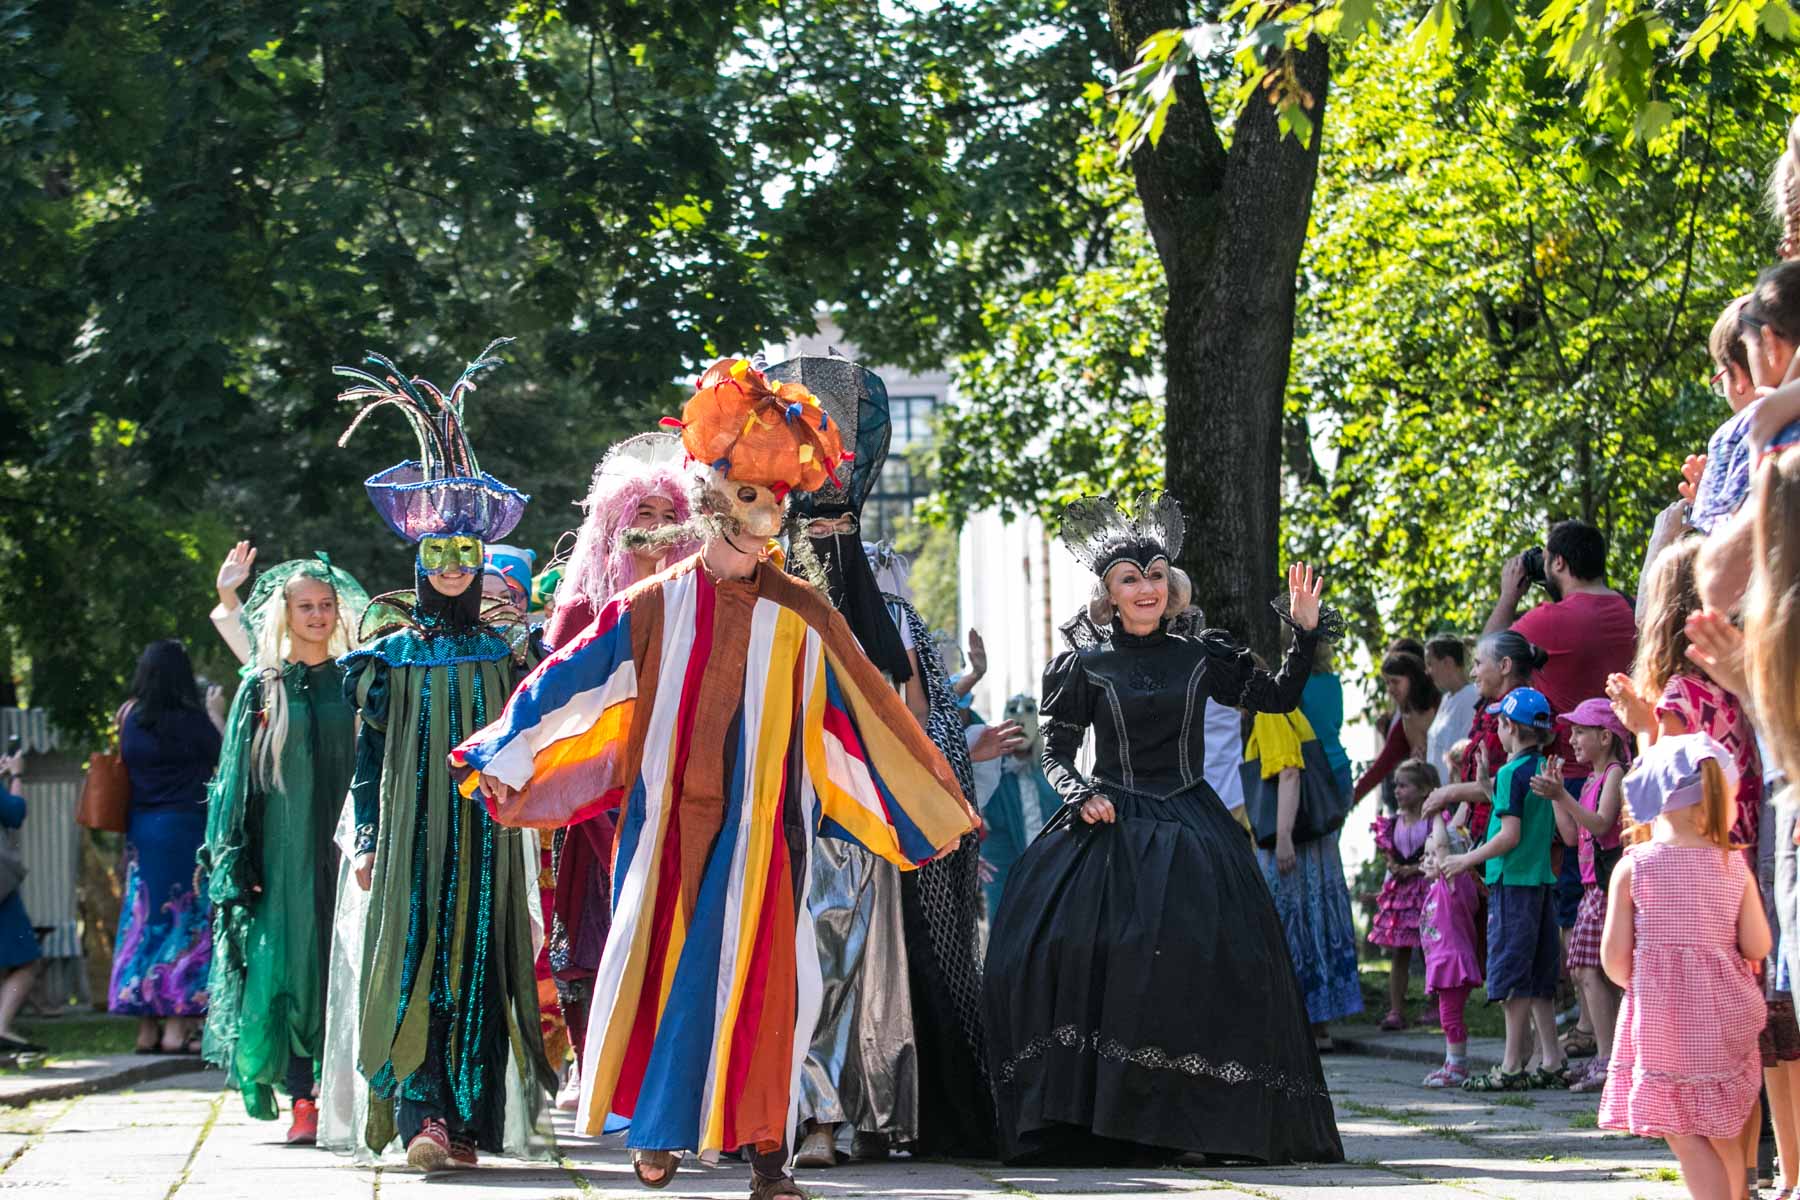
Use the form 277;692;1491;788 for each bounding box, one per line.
983;493;1344;1166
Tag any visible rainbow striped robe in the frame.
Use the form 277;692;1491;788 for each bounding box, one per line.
449;557;974;1157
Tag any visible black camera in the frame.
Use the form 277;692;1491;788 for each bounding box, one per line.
1520;547;1547;588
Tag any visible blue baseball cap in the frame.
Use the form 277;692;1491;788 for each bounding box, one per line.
1487;687;1553;729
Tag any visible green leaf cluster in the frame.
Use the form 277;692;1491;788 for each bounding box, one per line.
1284;35;1793;666
0;0;1108;735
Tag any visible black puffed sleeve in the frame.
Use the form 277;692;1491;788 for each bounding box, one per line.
1039;650;1097;808
1200;626;1319;715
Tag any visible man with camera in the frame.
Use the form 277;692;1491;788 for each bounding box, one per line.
1484;519;1638;774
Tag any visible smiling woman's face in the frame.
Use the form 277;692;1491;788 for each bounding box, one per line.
1104;559;1169;633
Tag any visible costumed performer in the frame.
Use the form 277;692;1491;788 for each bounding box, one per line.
983;492;1345;1166
543;431;698;1108
769;353;1016;1161
449;357;978;1200
198;554;368;1143
335;339;554;1171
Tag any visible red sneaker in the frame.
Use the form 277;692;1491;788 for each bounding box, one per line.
406;1118;454;1173
448;1136;478;1169
285;1098;318;1145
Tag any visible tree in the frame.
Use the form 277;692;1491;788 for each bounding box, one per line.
0;0;1110;734
1281;37;1793;660
927;11;1794;665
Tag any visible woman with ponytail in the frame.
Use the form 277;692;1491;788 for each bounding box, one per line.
1425;630;1547;839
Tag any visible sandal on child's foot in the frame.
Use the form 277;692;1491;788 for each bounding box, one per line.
1422;1063;1469;1088
1569;1062;1608;1094
1462;1067;1529;1092
1528;1065;1570;1089
1378;1011;1408;1032
1559;1029;1597;1059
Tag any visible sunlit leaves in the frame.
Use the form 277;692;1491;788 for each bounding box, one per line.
1115;0;1796;156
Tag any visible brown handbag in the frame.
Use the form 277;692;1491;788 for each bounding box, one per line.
75;704;132;834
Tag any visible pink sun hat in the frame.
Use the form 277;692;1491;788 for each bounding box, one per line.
1556;697;1630;743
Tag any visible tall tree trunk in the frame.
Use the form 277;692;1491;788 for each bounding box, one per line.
1109;0;1330;655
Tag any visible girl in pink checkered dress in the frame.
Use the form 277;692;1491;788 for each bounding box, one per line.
1600;734;1769;1200
1531;698;1629;1094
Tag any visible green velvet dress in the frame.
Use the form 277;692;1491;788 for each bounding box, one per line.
201;659;356;1119
342;599;552;1153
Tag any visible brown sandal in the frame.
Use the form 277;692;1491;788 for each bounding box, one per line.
632;1149;680;1189
750;1173;809;1200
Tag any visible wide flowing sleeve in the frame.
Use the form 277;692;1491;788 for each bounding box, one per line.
201;669;265;905
0;786;23;831
1201;626;1319;714
1039;650;1096;809
450;593;645;830
343;654;388;857
802;608;977;869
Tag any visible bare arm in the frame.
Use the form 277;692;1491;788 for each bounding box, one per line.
901;648;930;726
1273;767;1301;872
1483;556;1528;635
1741;866;1775;963
1698;504;1756;613
1601;857;1636;989
1449;814;1520;875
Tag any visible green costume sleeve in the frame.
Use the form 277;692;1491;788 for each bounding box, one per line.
202;670;265;909
346;655;389;857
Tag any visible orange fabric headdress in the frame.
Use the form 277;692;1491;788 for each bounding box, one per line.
665;358;848;496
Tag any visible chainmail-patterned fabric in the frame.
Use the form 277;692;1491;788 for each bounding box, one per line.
887;596;986;1082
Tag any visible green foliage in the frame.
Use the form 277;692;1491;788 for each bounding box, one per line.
0;0;1108;734
891;513;962;640
924;128;1168;526
1284;37;1793;666
1114;0;1800;156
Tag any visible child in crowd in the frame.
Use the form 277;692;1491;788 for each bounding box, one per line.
1530;699;1629;1094
1370;761;1435;1030
1444;688;1567;1091
1420;780;1482;1088
1599;735;1769;1200
1609;537;1764;869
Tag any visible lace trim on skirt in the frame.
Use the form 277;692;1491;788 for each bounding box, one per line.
996;1023;1326;1099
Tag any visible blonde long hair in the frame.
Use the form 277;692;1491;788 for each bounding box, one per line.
1632;535;1703;701
251;573;357;791
1747;447;1800;784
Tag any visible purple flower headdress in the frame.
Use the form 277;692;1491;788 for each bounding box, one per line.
334;338;529;543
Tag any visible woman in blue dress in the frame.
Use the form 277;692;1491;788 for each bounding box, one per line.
0;750;43;1053
108;639;223;1054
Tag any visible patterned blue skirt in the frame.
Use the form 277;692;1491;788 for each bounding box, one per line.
108;807;211;1017
1257;829;1364;1025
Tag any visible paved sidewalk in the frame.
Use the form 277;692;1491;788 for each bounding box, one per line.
1333;1026;1505;1068
0;1055;1688;1199
0;1051;204;1106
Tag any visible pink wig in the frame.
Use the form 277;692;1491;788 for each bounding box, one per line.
558;433;699;610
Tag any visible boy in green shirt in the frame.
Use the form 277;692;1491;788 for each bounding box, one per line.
1444;687;1568;1091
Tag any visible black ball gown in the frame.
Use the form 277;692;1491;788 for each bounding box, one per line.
982;617;1344;1166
